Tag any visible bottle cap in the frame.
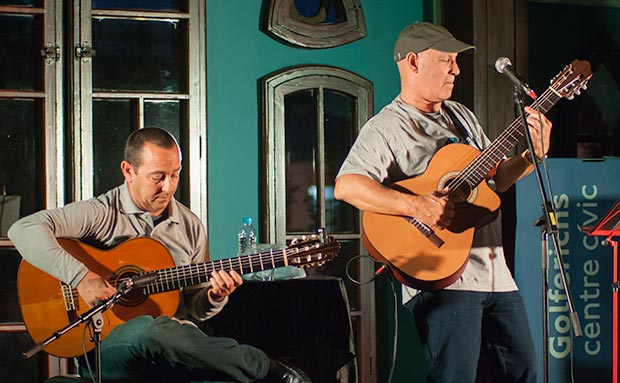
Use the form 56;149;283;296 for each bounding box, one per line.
242;217;252;225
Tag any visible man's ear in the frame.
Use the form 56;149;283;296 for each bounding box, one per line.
406;52;419;72
120;160;133;182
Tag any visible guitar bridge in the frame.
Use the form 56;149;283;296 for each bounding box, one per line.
407;218;445;248
60;281;77;311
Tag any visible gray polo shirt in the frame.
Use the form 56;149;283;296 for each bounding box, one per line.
337;96;517;302
8;182;225;320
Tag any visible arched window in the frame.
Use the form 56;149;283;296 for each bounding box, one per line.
262;65;376;381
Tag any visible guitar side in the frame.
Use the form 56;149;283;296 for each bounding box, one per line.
17;238;180;358
362;144;501;290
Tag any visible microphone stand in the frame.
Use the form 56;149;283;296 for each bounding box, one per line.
513;88;582;383
23;281;135;383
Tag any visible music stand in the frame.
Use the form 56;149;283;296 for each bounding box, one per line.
583;199;620;383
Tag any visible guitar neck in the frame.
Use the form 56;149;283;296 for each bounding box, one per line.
461;86;561;186
141;249;289;295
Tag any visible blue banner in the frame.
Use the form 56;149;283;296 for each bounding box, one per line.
515;158;620;383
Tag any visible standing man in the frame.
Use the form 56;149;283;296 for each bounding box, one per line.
335;22;551;382
9;127;310;383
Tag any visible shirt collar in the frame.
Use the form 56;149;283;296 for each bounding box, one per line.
119;182;180;224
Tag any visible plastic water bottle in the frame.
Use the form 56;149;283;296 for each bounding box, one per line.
237;217;257;255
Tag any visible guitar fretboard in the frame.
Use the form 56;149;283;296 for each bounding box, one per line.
451;87;561;190
142;248;291;294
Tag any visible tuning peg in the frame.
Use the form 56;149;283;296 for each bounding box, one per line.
575;89;581;95
582;84;588;90
567;95;575;100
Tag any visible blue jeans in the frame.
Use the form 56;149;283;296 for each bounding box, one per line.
405;290;537;383
81;315;270;383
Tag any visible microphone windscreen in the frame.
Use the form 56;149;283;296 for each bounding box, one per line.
494;57;512;73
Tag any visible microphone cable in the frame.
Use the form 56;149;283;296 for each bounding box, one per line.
344;254;389;285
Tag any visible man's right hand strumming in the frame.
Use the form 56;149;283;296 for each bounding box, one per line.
77;270;117;307
414;190;454;229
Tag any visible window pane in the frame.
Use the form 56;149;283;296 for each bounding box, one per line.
0;248;24;322
306;239;361;310
144;100;188;204
93;99;187;203
144;100;181;138
92;99;133;195
92;18;188;93
0;99;42;217
92;0;186;12
284;89;318;233
324;89;358;234
0;14;44;91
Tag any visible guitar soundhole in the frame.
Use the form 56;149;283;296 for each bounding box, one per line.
449;182;472;205
113;268;148;307
440;172;477;205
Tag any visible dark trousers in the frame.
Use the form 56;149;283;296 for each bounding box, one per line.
406;290;537;383
81;315;270;383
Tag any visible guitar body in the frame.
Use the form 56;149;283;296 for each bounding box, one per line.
17;238;180;358
362;143;501;290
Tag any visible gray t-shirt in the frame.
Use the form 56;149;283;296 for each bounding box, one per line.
8;182;225;321
337;96;517;302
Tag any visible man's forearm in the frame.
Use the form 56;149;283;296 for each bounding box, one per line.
8;211;90;287
493;155;535;193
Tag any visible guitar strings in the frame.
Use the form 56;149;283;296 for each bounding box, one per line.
67;248;298;299
67;244;333;299
446;87;558;193
149;249;289;291
458;89;555;184
143;245;326;293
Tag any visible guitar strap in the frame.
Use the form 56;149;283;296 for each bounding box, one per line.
441;105;483;151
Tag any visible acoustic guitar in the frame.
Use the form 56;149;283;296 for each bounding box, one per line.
362;60;592;291
17;230;339;357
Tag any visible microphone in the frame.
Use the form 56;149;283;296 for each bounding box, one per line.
494;57;537;100
120;273;158;290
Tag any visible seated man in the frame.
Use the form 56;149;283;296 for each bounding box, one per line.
9;127;310;383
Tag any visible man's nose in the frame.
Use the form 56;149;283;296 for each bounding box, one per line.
450;60;460;76
161;176;173;194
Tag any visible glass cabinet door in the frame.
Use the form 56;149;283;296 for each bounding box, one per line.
0;0;61;216
0;0;206;220
76;0;206;218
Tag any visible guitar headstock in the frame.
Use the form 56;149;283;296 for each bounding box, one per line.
550;60;592;100
284;228;340;268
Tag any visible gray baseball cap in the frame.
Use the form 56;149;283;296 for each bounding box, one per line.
394;22;475;61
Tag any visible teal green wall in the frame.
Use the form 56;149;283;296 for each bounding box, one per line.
206;1;426;382
206;0;422;256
